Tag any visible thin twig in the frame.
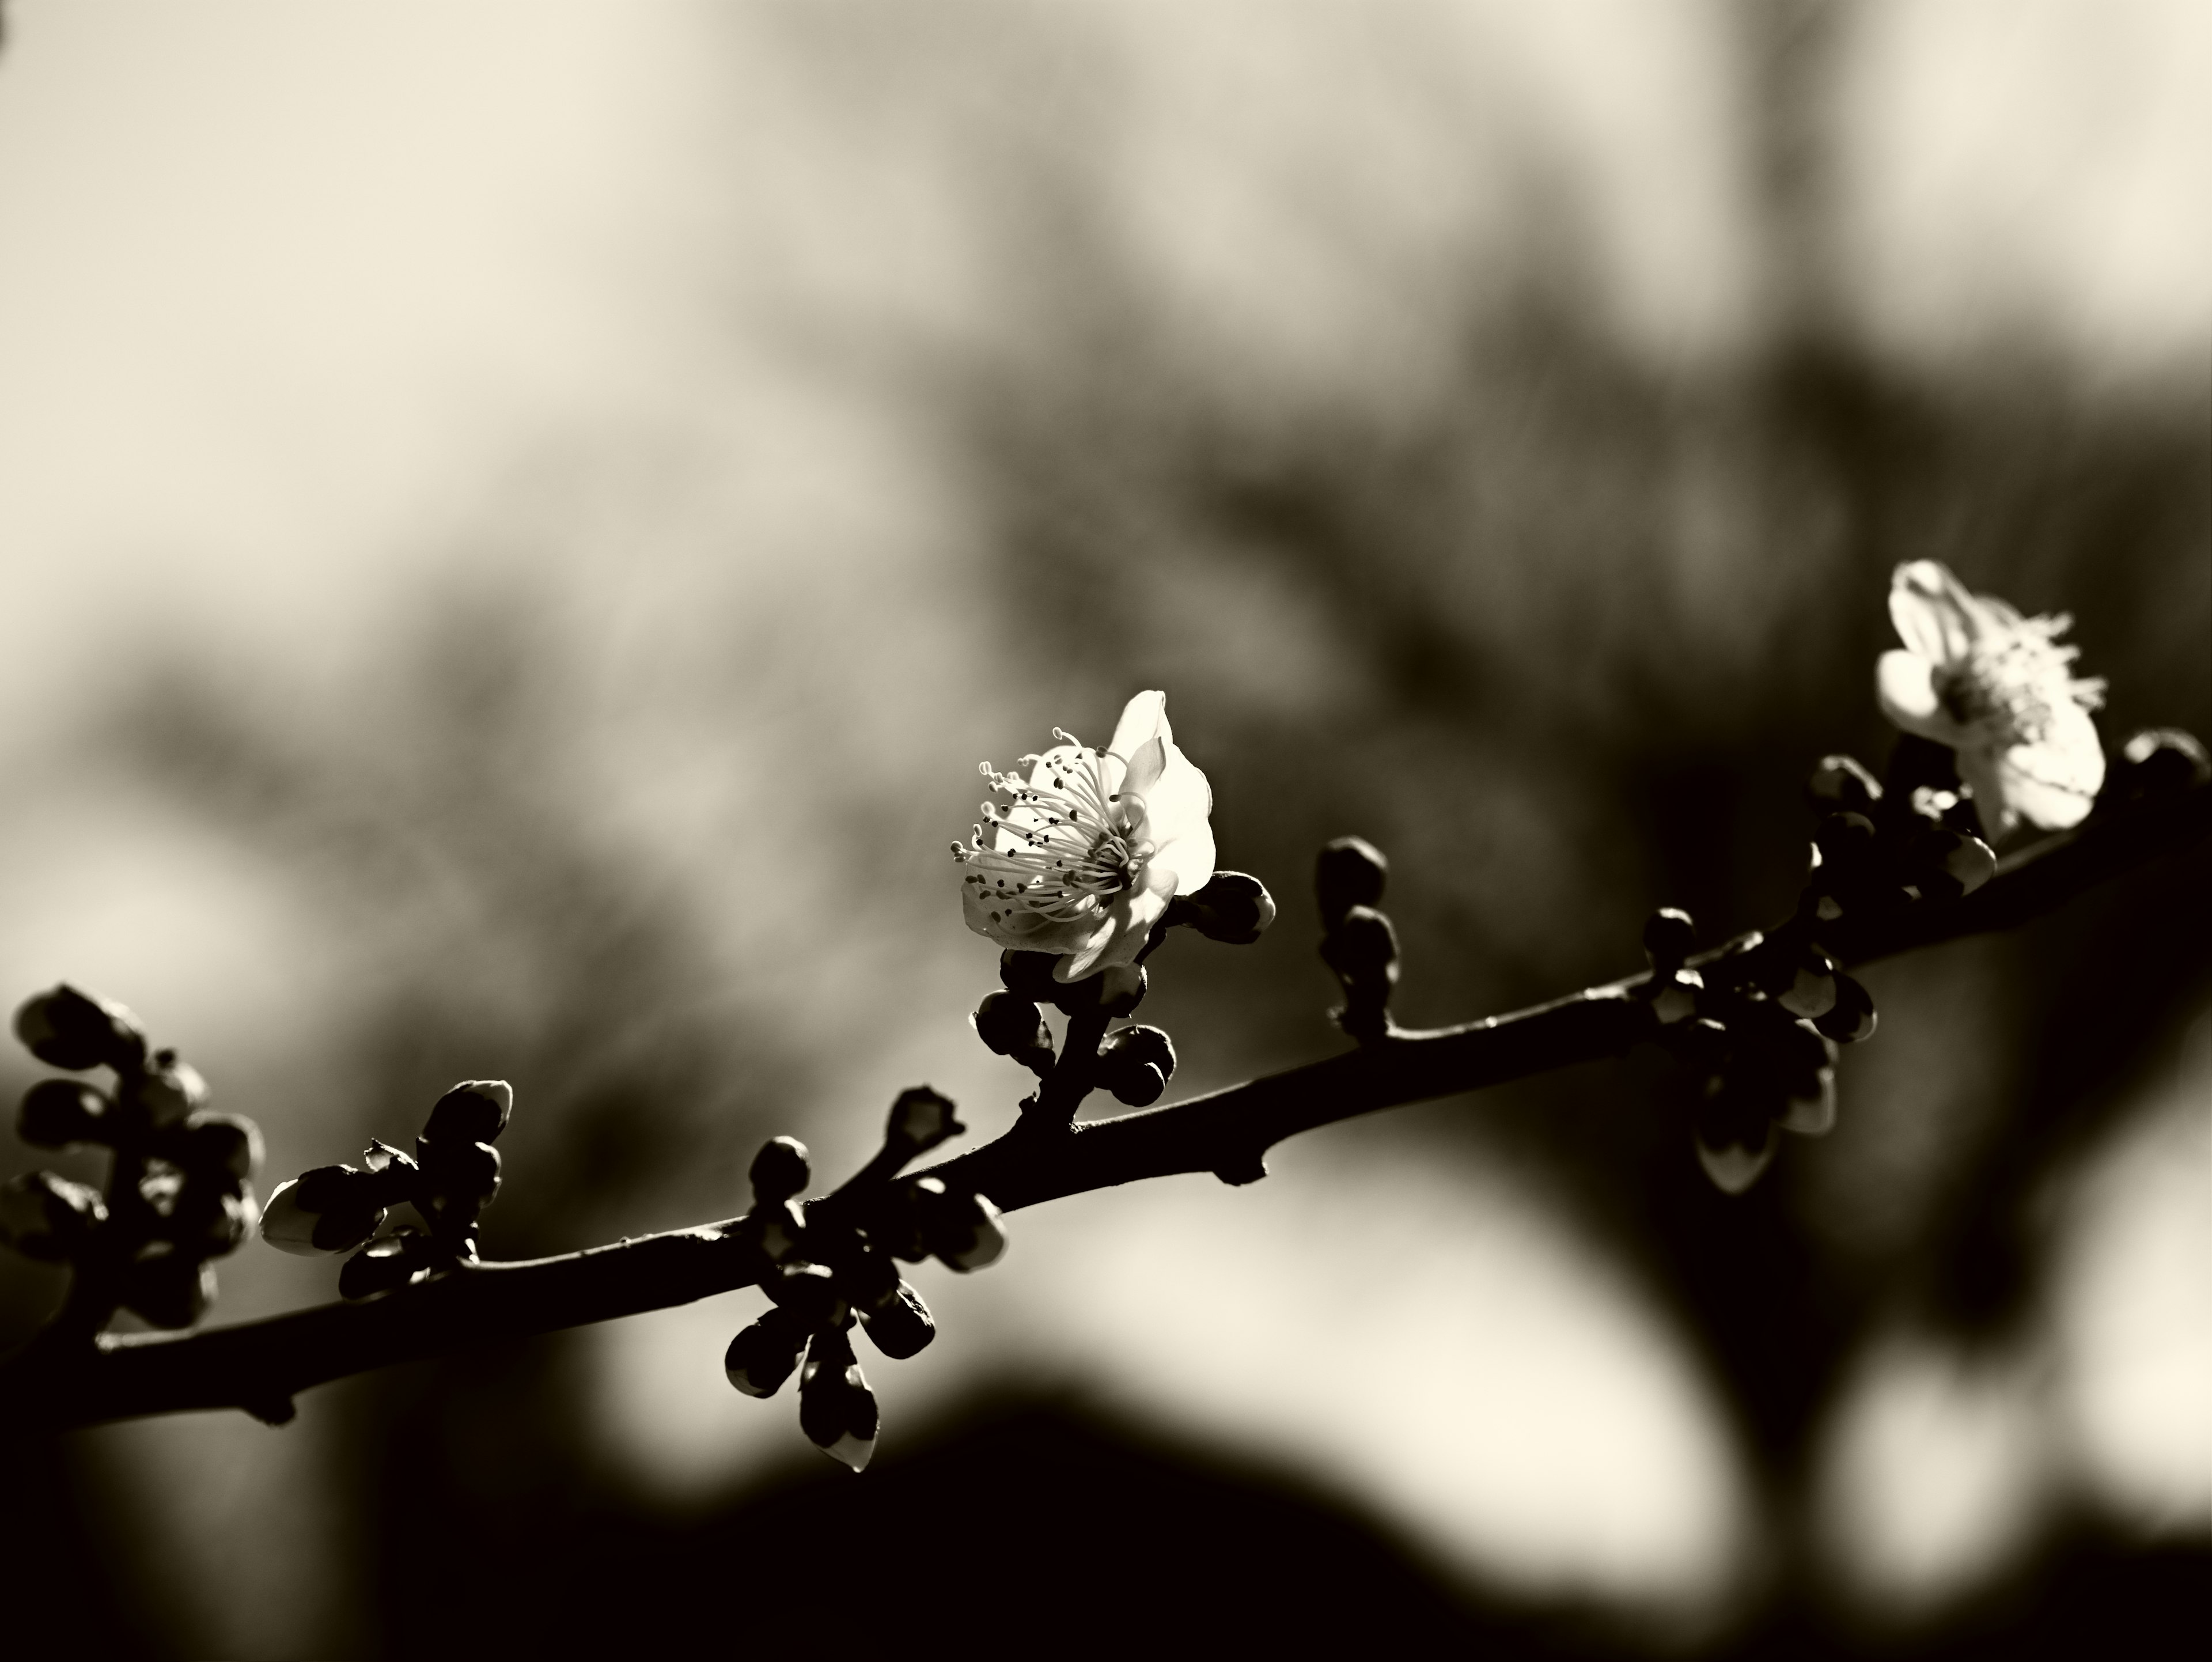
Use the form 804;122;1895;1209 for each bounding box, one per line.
4;780;2203;1435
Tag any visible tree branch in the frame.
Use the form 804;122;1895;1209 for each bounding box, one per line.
5;779;2204;1435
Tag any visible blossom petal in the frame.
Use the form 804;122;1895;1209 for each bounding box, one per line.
1106;691;1167;770
1997;701;2104;831
1057;864;1176;980
1889;561;1977;664
1877;650;1972;745
1955;747;2019;842
962;881;1100;955
1140;744;1215;895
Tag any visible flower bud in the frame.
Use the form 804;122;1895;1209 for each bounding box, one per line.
1182;872;1277;945
168;1186;255;1256
1806;755;1882;815
123;1252;215;1329
1094;963;1147;1017
0;1172;106;1261
1813;973;1877;1044
749;1137;810;1205
1905;825;1995;903
799;1331;879;1472
998;949;1061;1001
13;986;148;1073
259;1168;387;1256
974;991;1047;1055
884;1086;963;1157
419;1140;501;1218
1692;1089;1780;1195
339;1232;427;1300
1315;836;1387;924
1099;1024;1176;1106
121;1053;208;1128
764;1260;849;1329
857;1279;935;1361
1812;813;1878;885
1777;949;1838;1020
1323;905;1399;1039
1642;908;1696;971
2110;728;2210;804
724;1304;811;1398
927;1187;1006;1273
17;1080;110;1148
423;1080;513;1146
177;1113;262;1184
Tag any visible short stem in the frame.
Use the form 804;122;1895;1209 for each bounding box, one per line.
1033;1006;1110;1124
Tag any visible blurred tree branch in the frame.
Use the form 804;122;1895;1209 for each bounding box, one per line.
2;779;2203;1436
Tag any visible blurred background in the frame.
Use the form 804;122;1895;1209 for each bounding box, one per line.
0;1;2205;1656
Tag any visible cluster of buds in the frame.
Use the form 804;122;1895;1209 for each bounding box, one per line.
259;1080;512;1297
1;986;262;1332
1803;745;2000;915
971;869;1271;1119
1317;836;1398;1043
722;1086;1004;1471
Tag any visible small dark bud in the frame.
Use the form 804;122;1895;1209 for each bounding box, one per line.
1323;906;1400;982
168;1187;253;1256
725;1304;812;1398
1048;962;1147;1017
1813;812;1879;880
2111;728;2211;802
338;1233;427;1300
1813;973;1877;1044
1693;1089;1781;1196
972;991;1048;1057
421;1141;501;1217
748;1137;810;1205
1316;836;1388;923
892;1178;1007;1271
765;1261;849;1328
857;1279;935;1361
1806;755;1882;815
1903;824;1994;903
0;1172;107;1261
18;1080;109;1148
179;1114;262;1184
1098;1025;1175;1106
260;1171;387;1257
1183;872;1278;945
120;1053;208;1129
1642;908;1696;970
123;1252;216;1330
998;950;1062;1001
799;1330;880;1472
12;985;147;1073
1777;948;1839;1020
885;1086;963;1157
423;1080;513;1145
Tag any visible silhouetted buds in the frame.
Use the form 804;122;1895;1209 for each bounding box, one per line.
260;1167;387;1256
1776;947;1839;1020
121;1251;214;1330
0;1172;107;1260
725;1304;812;1398
2108;728;2210;804
972;991;1051;1061
422;1080;513;1146
1904;823;1997;902
1097;1024;1176;1107
855;1279;935;1361
166;1185;255;1256
799;1328;878;1472
12;985;147;1073
884;1086;963;1160
1807;754;1882;815
17;1080;109;1148
1694;1088;1781;1196
749;1136;810;1205
1813;972;1878;1044
1812;812;1878;890
1642;908;1696;972
1316;836;1387;923
418;1139;501;1221
887;1176;1006;1271
999;949;1061;1002
1049;962;1147;1017
120;1052;209;1128
1179;872;1277;944
766;1261;850;1330
1322;904;1399;1040
179;1114;262;1185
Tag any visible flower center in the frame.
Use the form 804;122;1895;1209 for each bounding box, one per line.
950;730;1152;926
1935;614;2104;752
